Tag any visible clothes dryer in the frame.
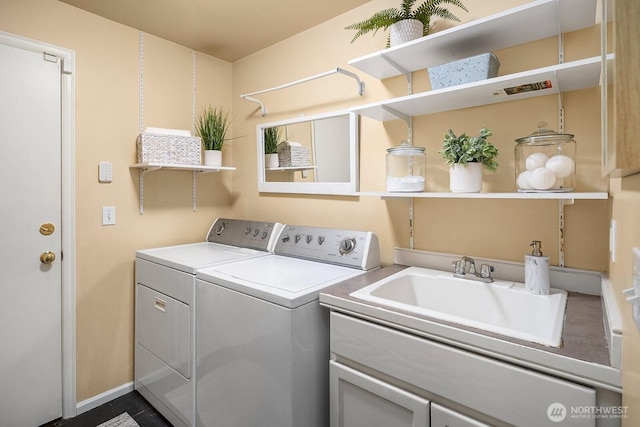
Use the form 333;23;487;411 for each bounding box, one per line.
135;218;282;427
195;225;380;427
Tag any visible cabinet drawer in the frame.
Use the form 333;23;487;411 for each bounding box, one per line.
330;312;596;427
431;403;489;427
330;360;430;427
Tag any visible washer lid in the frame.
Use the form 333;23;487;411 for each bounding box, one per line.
136;242;267;274
197;255;364;308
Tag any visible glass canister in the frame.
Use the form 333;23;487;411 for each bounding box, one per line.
386;141;426;192
514;122;576;192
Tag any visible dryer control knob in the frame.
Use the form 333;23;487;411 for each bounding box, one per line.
339;238;356;255
215;223;225;235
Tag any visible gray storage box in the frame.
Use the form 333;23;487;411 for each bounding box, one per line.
428;53;500;89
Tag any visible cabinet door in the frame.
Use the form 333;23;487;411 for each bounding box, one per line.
602;0;640;176
330;360;430;427
431;403;490;427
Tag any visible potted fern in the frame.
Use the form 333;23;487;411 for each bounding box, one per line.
196;105;230;167
263;126;283;169
439;128;498;192
346;0;468;48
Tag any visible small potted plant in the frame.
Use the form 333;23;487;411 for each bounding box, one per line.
439;127;498;192
264;126;283;169
345;0;468;48
196;105;230;167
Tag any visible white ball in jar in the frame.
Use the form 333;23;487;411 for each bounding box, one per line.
529;167;557;190
516;170;533;190
526;152;549;171
546;154;575;179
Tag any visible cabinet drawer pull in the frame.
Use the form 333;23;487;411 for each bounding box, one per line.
154;297;167;312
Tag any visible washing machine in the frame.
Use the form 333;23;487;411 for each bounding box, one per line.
134;218;283;427
195;224;380;427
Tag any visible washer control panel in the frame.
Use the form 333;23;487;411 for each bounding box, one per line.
206;218;283;252
275;225;380;270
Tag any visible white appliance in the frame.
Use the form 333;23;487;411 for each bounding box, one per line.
195;225;380;427
135;218;283;427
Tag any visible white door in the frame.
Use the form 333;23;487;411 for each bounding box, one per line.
0;42;63;426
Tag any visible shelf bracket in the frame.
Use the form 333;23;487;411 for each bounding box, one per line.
138;165;160;215
379;53;412;94
240;67;365;116
192;170;197;212
558;198;574;268
381;105;412;128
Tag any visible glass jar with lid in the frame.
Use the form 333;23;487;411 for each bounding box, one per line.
386;141;426;192
514;122;576;192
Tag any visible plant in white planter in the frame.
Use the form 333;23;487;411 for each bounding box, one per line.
439;128;498;193
196;105;230;167
345;0;468;48
263;126;283;169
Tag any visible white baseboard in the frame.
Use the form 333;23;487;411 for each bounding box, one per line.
76;381;134;415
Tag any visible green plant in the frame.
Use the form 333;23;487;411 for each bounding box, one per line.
196;105;230;151
264;126;283;154
345;0;468;45
439;128;499;172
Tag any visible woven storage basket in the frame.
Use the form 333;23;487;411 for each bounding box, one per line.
137;132;202;165
277;141;311;167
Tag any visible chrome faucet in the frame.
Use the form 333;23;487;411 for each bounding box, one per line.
451;255;494;283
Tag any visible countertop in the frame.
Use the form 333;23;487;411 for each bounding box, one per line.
320;264;622;391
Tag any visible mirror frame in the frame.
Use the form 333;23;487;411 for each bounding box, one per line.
256;110;359;195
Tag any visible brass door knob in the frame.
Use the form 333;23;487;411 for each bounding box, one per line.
40;251;56;264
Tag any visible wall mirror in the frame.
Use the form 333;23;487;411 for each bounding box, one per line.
256;110;359;195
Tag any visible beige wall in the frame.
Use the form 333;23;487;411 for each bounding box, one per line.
1;0;234;400
232;0;608;268
1;0;638;419
610;176;640;424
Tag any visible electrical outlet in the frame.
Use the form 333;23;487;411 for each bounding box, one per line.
102;206;116;226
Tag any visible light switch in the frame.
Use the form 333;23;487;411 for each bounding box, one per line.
99;161;112;183
102;206;116;226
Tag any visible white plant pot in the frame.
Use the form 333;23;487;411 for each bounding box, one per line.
449;163;483;193
265;153;279;169
203;150;222;167
389;19;424;47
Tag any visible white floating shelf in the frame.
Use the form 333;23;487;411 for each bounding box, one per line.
349;0;597;80
130;162;236;173
351;55;612;122
266;166;317;171
130;163;236;214
358;191;609;200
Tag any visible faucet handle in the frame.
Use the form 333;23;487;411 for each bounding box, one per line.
452;260;465;275
480;264;494;280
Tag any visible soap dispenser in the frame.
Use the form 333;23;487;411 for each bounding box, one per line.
525;240;550;295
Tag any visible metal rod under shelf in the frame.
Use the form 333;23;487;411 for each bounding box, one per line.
240;68;365;116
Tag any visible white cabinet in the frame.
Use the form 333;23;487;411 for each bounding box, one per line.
330;312;599;427
430;403;490;427
330;361;430;427
330;360;492;427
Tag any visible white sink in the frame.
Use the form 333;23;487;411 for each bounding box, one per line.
350;266;567;347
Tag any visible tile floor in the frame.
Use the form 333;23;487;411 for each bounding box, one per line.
40;391;172;427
